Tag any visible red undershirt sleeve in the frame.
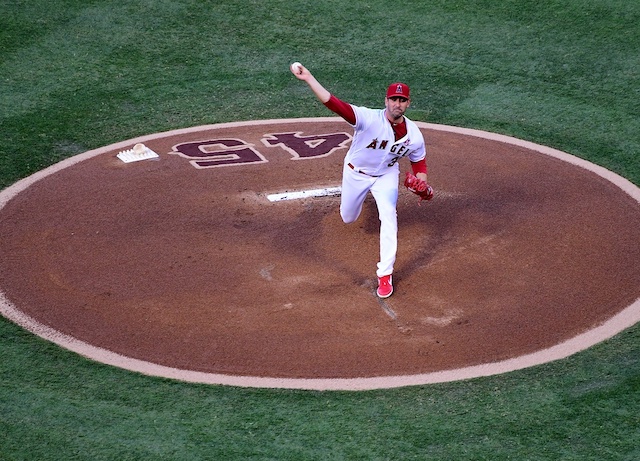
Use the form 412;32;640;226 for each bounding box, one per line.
411;159;428;175
324;94;356;125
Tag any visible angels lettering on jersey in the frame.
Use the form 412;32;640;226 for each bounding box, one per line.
367;136;415;154
367;137;418;167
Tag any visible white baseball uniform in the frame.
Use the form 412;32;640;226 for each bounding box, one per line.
333;102;426;277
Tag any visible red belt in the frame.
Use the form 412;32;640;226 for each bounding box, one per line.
348;163;380;177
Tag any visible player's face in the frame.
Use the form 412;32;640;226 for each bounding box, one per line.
385;96;410;122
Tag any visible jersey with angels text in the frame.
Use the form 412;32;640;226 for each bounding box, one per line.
346;105;426;176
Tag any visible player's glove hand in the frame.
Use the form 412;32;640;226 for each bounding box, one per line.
404;172;434;202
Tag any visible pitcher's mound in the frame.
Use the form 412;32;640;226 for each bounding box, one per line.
1;119;639;390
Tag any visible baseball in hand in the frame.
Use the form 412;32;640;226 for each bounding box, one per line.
290;61;303;74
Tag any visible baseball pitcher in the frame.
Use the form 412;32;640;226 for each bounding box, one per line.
291;62;433;298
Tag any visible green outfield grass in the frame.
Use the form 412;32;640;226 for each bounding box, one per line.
1;0;639;459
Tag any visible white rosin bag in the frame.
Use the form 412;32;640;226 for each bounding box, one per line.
117;143;159;163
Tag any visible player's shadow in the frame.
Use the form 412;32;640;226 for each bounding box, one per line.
265;191;510;291
394;189;514;282
268;196;383;287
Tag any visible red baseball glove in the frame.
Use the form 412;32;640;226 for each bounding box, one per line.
404;172;434;201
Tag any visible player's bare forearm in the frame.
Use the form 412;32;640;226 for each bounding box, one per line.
290;62;331;103
416;172;427;183
306;77;331;103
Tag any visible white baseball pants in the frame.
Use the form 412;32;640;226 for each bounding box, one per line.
340;162;399;277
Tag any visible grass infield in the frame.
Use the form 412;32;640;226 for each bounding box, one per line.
1;0;639;459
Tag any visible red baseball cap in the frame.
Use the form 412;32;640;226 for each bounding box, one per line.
386;82;410;99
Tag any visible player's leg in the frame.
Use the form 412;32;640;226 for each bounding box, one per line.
370;170;399;278
339;162;374;224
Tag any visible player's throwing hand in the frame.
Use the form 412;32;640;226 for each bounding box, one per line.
290;62;308;79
